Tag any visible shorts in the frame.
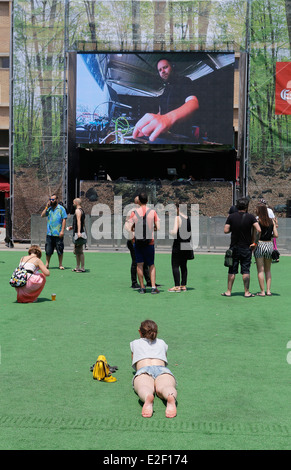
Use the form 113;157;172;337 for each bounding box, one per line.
45;235;64;256
132;365;176;386
228;246;252;275
254;241;273;259
134;243;155;266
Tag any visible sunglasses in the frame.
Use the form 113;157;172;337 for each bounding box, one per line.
50;198;56;201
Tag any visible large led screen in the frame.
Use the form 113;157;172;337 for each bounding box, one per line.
76;52;235;146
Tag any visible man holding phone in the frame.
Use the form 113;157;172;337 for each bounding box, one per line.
41;194;67;269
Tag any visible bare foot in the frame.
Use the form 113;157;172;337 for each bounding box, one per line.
142;394;154;418
165;394;177;418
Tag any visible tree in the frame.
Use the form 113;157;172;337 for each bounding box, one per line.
285;0;291;49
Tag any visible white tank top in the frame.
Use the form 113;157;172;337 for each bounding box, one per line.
130;337;168;370
19;261;38;273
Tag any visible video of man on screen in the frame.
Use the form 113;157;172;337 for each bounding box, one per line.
76;52;235;146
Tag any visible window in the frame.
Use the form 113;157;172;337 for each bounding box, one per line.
0;130;9;147
0;57;9;69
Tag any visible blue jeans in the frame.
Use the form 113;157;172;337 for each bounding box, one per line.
133;365;176;386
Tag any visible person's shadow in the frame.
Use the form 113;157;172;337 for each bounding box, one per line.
14;297;51;304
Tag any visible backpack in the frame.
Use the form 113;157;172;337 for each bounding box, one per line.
134;208;152;247
92;355;117;382
9;266;29;288
10;256;34;288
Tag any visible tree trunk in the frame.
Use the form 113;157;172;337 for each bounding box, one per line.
132;0;141;51
154;1;166;51
198;1;212;47
169;1;174;48
84;0;97;42
285;0;291;49
187;3;194;50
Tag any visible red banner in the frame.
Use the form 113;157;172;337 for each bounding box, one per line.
275;62;291;115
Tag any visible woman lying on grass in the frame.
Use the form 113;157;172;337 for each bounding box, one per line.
130;320;177;418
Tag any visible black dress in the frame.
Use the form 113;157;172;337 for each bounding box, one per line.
171;215;194;287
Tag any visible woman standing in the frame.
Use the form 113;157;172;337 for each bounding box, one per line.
15;245;50;303
168;204;194;292
68;198;86;272
253;204;278;296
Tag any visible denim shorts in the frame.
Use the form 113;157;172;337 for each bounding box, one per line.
45;235;64;256
133;365;176;386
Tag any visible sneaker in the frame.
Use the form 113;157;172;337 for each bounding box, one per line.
139;288;146;294
131;283;140;289
151;287;160;294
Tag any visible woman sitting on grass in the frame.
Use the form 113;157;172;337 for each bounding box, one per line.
15;245;50;303
130;320;177;418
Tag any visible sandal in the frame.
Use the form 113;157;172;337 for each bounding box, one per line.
180;286;187;291
168;287;181;292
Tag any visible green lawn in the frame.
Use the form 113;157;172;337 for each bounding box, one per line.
1;250;291;450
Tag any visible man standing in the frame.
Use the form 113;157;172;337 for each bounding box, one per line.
133;58;199;142
222;198;261;298
125;192;160;294
41;194;67;269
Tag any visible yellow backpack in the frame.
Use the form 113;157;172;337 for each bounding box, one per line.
92;355;117;382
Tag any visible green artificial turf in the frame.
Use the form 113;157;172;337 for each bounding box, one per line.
1;250;291;450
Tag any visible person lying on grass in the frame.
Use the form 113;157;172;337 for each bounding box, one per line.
130;319;177;418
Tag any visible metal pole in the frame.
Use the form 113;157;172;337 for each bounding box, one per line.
244;0;251;198
62;0;69;208
9;0;14;240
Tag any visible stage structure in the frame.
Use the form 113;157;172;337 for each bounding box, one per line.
10;0;291;242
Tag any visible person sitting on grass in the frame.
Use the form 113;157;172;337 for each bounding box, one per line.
15;245;50;303
130;320;177;418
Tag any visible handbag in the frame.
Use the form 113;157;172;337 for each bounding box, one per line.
73;231;87;246
271;249;280;261
224;248;233;267
186;249;194;260
92;355;117;383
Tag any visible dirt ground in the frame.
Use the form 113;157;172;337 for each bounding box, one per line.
247;160;291;216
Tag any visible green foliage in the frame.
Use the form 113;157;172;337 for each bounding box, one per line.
12;0;291;170
249;0;291;164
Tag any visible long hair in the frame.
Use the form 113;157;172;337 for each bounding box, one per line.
139;320;158;341
256;204;271;227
